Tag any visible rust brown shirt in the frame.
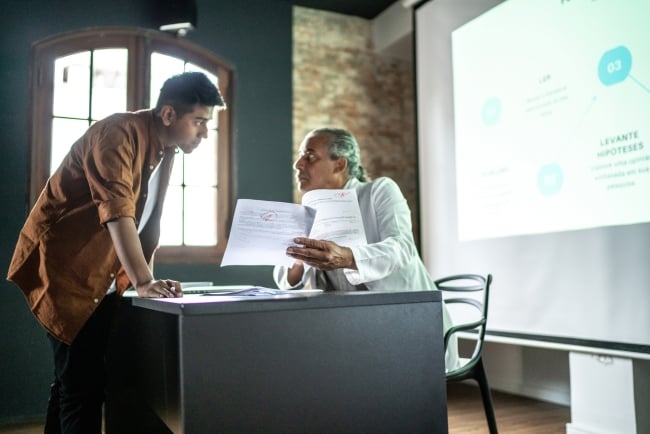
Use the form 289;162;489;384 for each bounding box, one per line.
7;109;175;344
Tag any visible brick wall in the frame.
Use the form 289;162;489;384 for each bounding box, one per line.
292;6;419;241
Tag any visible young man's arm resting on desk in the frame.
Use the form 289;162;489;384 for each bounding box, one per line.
107;216;181;298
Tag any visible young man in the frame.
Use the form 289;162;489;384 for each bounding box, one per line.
7;71;225;433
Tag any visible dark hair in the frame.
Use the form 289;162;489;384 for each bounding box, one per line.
310;127;368;182
154;71;225;116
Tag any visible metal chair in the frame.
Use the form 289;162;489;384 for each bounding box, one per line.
435;273;498;434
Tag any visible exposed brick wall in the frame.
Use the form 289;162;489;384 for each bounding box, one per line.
292;6;419;242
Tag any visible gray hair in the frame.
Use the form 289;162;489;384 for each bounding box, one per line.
310;127;368;182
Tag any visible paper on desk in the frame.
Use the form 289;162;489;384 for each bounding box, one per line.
199;287;323;296
220;189;367;266
151;288;323;304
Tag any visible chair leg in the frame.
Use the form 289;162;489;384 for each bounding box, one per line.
474;358;498;434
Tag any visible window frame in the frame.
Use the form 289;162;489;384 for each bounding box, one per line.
29;27;234;264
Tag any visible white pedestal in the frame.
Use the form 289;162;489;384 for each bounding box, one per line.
566;352;649;434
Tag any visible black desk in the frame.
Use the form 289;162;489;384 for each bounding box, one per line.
107;291;448;433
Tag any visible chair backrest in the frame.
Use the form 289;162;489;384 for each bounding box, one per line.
434;273;492;376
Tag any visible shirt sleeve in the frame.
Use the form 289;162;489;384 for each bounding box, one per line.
83;123;139;225
344;177;420;285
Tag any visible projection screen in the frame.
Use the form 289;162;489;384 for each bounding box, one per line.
415;0;650;353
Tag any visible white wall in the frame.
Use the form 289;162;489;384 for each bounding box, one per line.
372;0;412;60
476;341;571;405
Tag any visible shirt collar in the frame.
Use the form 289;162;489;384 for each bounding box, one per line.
343;177;361;189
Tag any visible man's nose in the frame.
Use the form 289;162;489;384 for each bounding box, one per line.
294;156;305;170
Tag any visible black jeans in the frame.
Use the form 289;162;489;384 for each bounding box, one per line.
45;292;119;434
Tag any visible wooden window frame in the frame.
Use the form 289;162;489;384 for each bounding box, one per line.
29;27;234;264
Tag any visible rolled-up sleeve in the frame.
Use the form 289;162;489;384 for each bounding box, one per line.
84;125;138;225
344;177;418;285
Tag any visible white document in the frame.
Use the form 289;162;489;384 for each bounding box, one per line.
301;188;367;247
221;189;367;266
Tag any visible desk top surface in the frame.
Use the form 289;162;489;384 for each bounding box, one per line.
129;290;441;316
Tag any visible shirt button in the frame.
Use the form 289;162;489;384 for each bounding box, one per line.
110;273;115;278
149;164;155;170
159;150;164;156
93;298;99;304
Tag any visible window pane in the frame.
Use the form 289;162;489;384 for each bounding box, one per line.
53;51;90;119
160;186;183;246
184;186;217;245
150;53;185;108
91;49;128;121
185;129;217;186
51;118;89;174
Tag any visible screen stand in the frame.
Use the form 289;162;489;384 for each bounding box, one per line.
567;352;649;433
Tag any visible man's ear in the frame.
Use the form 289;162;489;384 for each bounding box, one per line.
334;157;348;174
159;105;176;126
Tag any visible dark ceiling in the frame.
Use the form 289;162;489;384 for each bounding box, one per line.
291;0;397;19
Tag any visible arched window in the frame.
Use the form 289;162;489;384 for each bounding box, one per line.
29;27;233;263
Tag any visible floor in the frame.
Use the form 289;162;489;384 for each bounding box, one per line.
447;382;571;433
0;383;571;433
